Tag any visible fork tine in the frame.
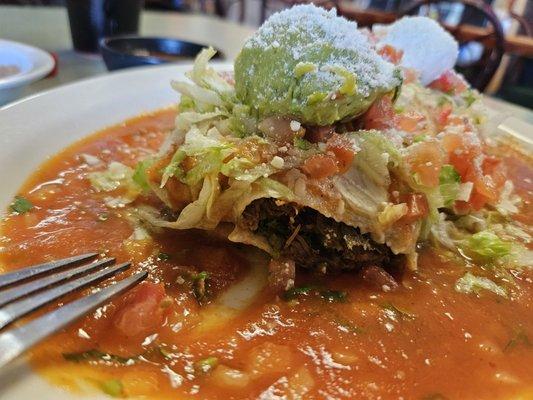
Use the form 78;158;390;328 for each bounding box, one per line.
0;253;99;289
0;262;130;330
0;258;115;307
0;271;147;369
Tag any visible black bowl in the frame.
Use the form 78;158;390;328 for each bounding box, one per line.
100;36;223;71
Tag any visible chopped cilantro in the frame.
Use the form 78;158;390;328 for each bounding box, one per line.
381;302;415;320
157;252;171;261
10;196;33;214
463;90;477;107
334;317;363;334
293;137;312;150
282;285;316;301
191;271;209;304
100;379;123;398
191;271;209;281
194;356;219;373
320;289;347;303
504;330;531;352
158;346;172;359
63;349;137;364
283;286;347;303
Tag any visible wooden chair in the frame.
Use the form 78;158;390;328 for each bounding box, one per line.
507;0;531;37
207;0;246;21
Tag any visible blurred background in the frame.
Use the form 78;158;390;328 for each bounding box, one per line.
0;0;531;113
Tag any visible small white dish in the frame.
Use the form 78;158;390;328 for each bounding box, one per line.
0;39;55;106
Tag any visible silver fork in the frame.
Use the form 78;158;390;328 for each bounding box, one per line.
0;253;147;368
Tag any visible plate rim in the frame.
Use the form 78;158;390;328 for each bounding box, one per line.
0;39;55;90
0;61;233;111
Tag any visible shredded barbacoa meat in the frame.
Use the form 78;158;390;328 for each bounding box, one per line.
241;199;399;275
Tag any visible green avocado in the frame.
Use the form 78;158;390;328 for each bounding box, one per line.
234;5;401;126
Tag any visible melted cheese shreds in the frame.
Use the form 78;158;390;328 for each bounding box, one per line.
380;16;459;85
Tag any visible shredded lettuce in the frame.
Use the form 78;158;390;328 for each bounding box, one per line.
133;158;155;192
182;148;226;186
88;162;142;206
100;379;124;398
455;272;507;297
188;47;234;100
301;131;404;248
223;160;276;182
439;164;461;207
354;131;401;187
463;231;512;260
161;150;186;188
257;177;294;200
378;203;408;228
89;162;134;192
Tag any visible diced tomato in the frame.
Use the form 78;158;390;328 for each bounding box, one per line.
378;44;403;64
399;193;429;223
482;155;506;189
329;147;355;173
326;134;356;173
453;200;472;215
362;96;397;130
113;282;168;338
441;132;505;209
436;103;453;128
405;141;445;187
441;132;477;178
397;111;425;133
436;103;464;130
301;154;339;179
429;70;468;95
465;164;503;210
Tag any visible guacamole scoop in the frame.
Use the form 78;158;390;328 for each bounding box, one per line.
234;5;401;126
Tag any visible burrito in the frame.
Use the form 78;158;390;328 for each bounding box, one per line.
124;5;510;287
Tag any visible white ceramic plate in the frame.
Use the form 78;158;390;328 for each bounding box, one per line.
0;63;531;399
0;39;55;106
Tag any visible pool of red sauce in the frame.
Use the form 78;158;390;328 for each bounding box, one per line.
0;109;532;399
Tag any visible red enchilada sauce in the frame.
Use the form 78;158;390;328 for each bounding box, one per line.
0;109;532;399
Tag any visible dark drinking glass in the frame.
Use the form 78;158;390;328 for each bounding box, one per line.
66;0;144;53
